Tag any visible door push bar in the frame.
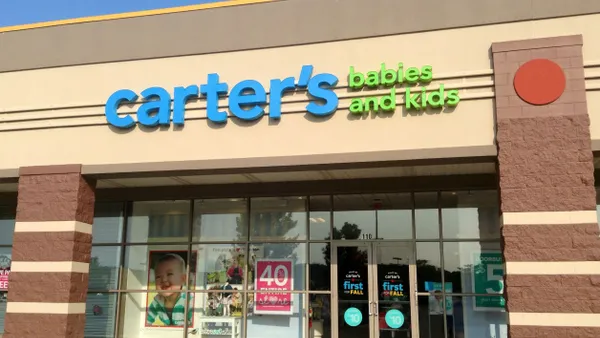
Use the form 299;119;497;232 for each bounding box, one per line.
368;302;379;316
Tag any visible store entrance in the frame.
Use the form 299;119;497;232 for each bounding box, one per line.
332;242;417;338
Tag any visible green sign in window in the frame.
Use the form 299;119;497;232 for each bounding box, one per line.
472;251;505;311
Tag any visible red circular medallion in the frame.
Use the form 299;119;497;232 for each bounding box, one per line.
513;59;566;105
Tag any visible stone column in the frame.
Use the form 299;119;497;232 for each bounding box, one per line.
492;35;600;337
4;165;95;338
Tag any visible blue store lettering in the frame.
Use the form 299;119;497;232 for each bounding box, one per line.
104;65;339;128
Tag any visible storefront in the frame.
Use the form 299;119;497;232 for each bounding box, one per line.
1;1;600;338
75;192;503;338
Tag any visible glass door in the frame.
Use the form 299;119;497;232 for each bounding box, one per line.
333;243;371;338
332;242;416;338
373;242;415;338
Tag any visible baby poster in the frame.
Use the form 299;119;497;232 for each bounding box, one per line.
146;250;197;328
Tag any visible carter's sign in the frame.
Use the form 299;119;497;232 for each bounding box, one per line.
104;63;460;128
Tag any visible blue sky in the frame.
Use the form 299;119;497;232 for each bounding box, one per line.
0;0;226;27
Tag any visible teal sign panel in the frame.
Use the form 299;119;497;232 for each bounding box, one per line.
344;307;362;327
385;309;405;329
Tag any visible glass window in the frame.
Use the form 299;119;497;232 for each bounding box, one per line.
415;192;439;239
417;295;450;338
85;292;118;337
121;245;190;291
250;197;307;241
444;242;504;296
0;247;12;292
0;206;15;246
246;292;305;338
93;202;124;244
0;206;14;336
441;191;500;240
191;244;248;290
89;246;121;291
333;194;376;240
127;201;191;243
118;292;191;335
309;294;331;338
98;190;508;338
0;291;6;336
417;296;506;338
193;198;248;242
417;242;441;293
450;296;507;338
376;193;412;240
249;243;306;292
192;291;244;335
310;196;331;240
310;243;330;291
334;193;412;240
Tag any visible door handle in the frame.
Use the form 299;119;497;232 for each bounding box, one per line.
368;301;373;316
373;302;378;316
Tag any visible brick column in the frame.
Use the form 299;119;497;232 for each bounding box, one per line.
492;35;600;337
4;165;95;338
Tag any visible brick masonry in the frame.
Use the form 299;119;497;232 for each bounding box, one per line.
16;170;95;224
5;314;86;338
11;231;92;262
3;165;96;338
511;326;600;338
492;34;600;336
502;223;600;261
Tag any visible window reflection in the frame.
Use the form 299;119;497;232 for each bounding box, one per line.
310;196;331;240
193;198;247;242
0;206;15;246
419;296;507;338
334;194;376;240
441;191;500;240
93;203;124;244
127;201;190;243
415;192;439;239
310;294;331;338
310;243;330;291
191;244;247;290
333;193;412;240
246;293;304;338
416;242;442;292
248;243;306;291
0;291;6;336
250;197;307;241
444;242;504;295
0;205;14;336
85;292;118;338
89;246;121;290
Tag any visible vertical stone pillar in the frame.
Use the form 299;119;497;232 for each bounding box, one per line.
492;35;600;337
4;165;95;338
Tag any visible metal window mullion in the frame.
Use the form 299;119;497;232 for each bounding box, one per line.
416;292;506;297
243;198;251;338
183;199;194;338
438;191;448;338
410;191;420;338
113;201;131;338
305;196;310;338
330;195;334;239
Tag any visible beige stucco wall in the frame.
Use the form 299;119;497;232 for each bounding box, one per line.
2;14;600;174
